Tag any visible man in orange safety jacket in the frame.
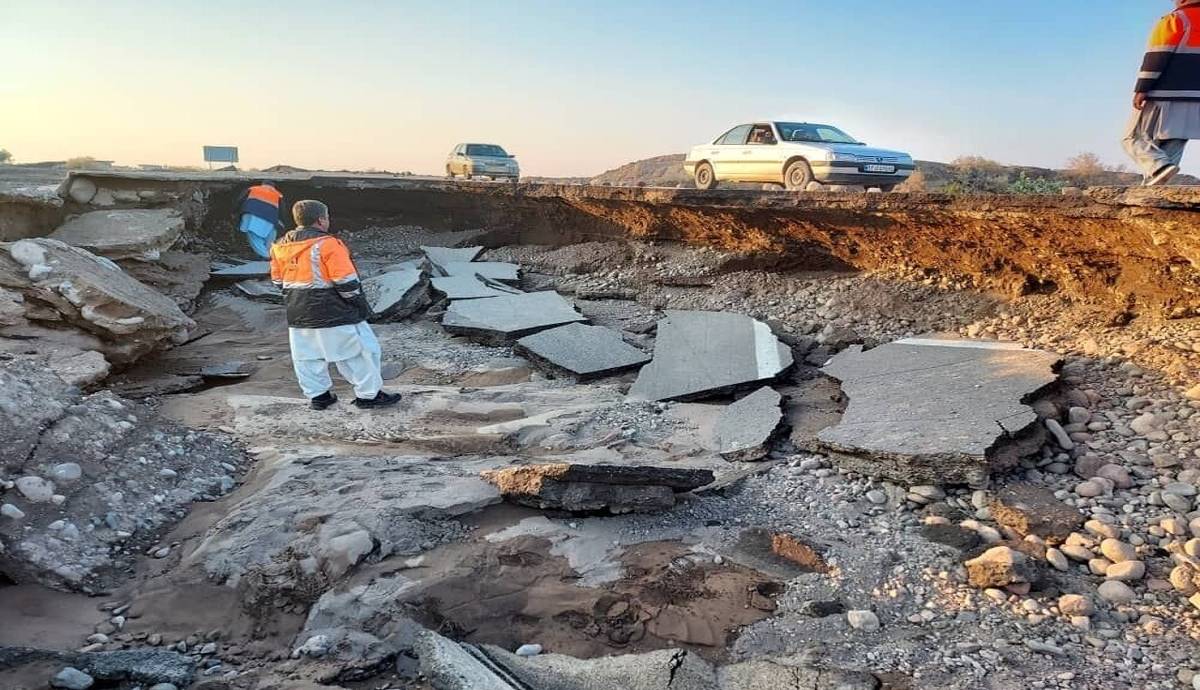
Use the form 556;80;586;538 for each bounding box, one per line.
269;199;400;410
1124;0;1200;185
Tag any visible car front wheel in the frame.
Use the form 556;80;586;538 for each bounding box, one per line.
694;162;718;190
784;160;814;191
446;166;455;179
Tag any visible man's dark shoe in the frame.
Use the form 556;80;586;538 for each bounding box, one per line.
310;391;338;410
353;391;402;409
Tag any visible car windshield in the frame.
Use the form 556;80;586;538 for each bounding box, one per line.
465;144;509;157
775;123;861;145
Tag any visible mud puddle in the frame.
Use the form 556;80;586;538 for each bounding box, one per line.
404;535;783;662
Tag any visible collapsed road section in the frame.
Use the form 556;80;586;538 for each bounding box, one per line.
0;169;1198;690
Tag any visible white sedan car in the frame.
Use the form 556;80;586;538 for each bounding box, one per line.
684;121;914;191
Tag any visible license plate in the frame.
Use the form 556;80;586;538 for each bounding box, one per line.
863;164;895;173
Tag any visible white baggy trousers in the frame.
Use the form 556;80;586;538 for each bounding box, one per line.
288;322;383;400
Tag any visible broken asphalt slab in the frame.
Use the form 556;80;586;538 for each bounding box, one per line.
516;322;651;379
363;267;430;321
713;387;784;462
422;245;484;275
431;274;522;300
48;209;184;262
210;260;270;279
628;311;794;402
440;260;520;283
442;291;587;341
812;337;1061;487
481;462;715;514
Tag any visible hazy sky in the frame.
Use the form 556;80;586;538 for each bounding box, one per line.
0;1;1182;176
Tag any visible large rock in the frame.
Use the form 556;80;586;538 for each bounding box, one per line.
295;577;425;678
0;239;194;363
0;386;243;592
48;209;184;261
480;463;714;514
185;454;500;592
989;483;1083;545
117;251;209;313
363;268;429;322
964;546;1038;588
442;291;587;342
812;338;1060;486
713;387;784;461
629;311;793;402
515;323;651;379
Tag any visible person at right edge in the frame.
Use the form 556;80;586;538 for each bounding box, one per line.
270;199;401;410
1124;0;1200;186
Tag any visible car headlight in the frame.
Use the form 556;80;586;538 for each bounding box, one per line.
827;152;858;162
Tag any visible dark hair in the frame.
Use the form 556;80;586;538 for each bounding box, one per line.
292;199;329;227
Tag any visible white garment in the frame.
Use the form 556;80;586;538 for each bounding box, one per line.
288;322;382;399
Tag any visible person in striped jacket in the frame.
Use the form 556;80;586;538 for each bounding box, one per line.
1124;0;1200;185
269;200;401;410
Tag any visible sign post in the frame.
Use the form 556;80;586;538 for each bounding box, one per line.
202;146;239;170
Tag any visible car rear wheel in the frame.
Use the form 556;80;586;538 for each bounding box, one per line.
694;162;717;190
784;160;814;191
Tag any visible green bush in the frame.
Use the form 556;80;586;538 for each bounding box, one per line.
1008;172;1066;195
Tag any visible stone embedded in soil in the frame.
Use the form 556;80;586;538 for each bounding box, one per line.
0;647;194;687
0;239;194;364
964;546;1038;588
421;245;484;275
480;463;714;514
442;291;587;341
812;338;1061;486
628;310;794;402
989;483;1084;545
431;274;522;300
515;322;651;379
363;267;430;321
48;209;184;261
297;577;425;674
713;387;784;462
769;533;830;573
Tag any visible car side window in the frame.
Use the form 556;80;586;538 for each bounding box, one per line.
748;125;777;145
717;125;752;146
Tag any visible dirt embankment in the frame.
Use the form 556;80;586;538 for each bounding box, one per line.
58;171;1200;318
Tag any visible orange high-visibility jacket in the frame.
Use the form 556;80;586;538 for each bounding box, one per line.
1136;5;1200;100
269;227;371;328
237;184;284;224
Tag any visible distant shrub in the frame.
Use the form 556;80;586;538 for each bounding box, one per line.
944;155;1009;194
896;169;926;192
1009;172;1066;195
0;149;11;164
65;156;100;170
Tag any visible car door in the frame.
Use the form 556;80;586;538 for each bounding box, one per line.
710;124;751;180
743;124;781;181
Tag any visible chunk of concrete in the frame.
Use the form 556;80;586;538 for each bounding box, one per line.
442;291;586;341
713;387;783;461
431;275;521;300
210;260;270;279
421;246;484;275
964;545;1038;588
628;311;793;402
363;268;429;321
298;577;426;676
440;261;519;284
813;338;1061;486
0;239;194;363
481;462;714;514
989;483;1084;545
49;210;184;261
516;323;651;379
